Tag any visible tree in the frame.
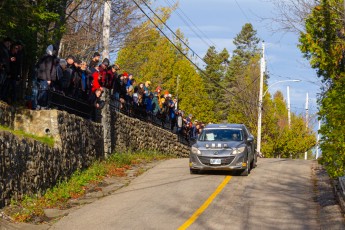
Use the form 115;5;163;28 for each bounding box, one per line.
116;6;216;123
224;23;262;131
203;46;230;121
299;0;345;178
265;0;317;34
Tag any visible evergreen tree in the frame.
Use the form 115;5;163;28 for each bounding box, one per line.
224;23;262;131
203;46;230;121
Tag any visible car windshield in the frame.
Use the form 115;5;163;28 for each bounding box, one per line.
198;129;243;142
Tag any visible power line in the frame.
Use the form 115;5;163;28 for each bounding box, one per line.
164;0;218;49
234;0;251;23
141;0;207;65
132;0;259;107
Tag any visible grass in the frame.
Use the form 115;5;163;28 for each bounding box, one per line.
0;125;54;147
3;150;175;223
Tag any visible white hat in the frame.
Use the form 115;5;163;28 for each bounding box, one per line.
168;94;172;97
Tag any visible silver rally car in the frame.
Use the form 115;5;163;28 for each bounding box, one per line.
189;123;256;176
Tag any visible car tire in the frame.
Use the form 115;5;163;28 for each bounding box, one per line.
240;158;250;176
190;169;199;174
253;154;257;168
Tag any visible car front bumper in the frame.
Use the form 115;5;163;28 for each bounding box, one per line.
189;152;247;171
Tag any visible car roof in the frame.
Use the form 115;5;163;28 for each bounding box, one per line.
204;123;245;129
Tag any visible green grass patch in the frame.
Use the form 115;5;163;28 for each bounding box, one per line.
4;150;175;222
0;125;54;147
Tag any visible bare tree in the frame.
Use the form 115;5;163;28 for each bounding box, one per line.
59;0;145;61
263;0;319;34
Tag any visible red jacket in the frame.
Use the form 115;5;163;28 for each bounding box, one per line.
98;66;107;86
91;71;101;92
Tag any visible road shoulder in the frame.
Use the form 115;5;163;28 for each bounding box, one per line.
311;161;345;229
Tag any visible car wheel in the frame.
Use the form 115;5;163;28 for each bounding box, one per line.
253;154;257;168
240;158;250;176
190;169;199;174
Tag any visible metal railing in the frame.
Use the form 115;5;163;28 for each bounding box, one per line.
109;99;195;146
46;89;97;121
42;89;194;146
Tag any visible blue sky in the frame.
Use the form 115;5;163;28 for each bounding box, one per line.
152;0;321;125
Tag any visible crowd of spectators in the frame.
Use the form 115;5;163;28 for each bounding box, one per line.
1;40;205;140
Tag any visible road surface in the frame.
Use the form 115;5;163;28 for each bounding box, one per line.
47;158;345;229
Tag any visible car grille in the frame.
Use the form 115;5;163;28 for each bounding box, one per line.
197;156;236;166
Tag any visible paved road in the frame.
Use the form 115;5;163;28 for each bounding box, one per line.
50;158;336;230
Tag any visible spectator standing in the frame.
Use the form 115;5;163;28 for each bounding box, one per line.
0;37;12;100
146;93;153;114
36;44;58;109
152;92;160;116
80;61;90;100
89;88;104;122
98;58;109;87
91;69;102;93
2;44;20;104
68;59;82;98
58;59;72;95
177;110;183;134
89;52;100;73
138;82;145;107
168;94;177;131
143;80;151;105
66;55;75;68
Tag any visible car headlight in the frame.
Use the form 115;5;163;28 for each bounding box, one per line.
191;146;201;155
232;146;246;155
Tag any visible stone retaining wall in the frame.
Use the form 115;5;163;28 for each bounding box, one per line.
0;110;103;208
0;101;15;128
112;112;190;157
0;104;189;208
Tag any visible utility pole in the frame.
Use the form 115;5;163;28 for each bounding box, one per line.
176;75;180;110
102;0;111;158
256;42;265;157
102;0;111;60
316;120;321;159
287;86;291;129
304;92;309;160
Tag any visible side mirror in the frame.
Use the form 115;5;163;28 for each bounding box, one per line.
247;136;254;142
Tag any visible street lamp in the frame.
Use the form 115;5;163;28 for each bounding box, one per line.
262;80;301;97
256;79;301;157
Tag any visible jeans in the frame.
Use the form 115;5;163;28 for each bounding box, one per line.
37;80;49;108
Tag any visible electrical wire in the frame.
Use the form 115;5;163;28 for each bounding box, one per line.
132;0;260;106
234;0;251;23
164;0;218;49
140;0;207;65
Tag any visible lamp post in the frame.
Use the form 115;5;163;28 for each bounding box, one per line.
256;79;301;157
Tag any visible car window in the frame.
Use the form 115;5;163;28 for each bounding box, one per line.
199;129;243;141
